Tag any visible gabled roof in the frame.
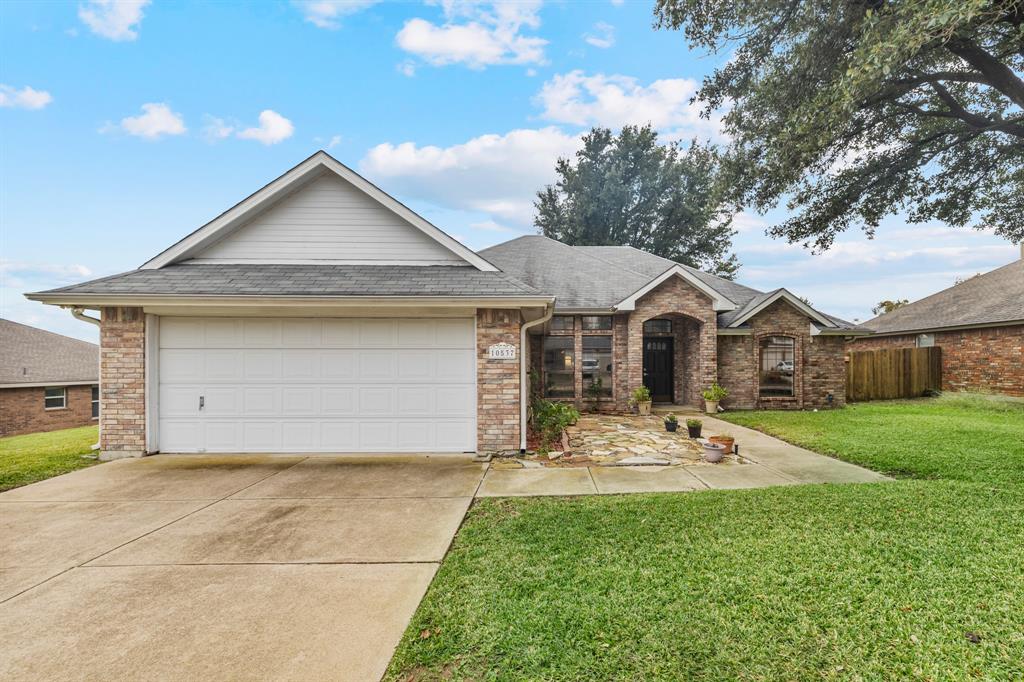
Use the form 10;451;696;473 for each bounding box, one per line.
863;258;1024;335
724;289;837;328
141;151;497;272
0;319;98;386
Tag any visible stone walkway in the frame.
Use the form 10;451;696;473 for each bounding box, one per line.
477;414;889;497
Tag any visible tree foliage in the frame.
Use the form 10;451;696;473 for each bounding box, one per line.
654;0;1024;250
872;298;910;315
535;125;739;278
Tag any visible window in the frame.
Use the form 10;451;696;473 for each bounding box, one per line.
759;336;795;397
44;387;67;410
549;316;574;332
916;333;935;348
581;315;612;331
643;319;673;334
91;385;100;419
543;336;575;398
582;336;613;397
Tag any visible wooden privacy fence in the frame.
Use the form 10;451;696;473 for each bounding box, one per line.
845;347;942;401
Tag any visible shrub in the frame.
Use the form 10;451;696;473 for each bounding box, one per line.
630;386;652;405
531;398;580;446
702;383;728;401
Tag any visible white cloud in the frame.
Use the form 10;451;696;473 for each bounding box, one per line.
237;110;294;145
610;0;624;5
78;0;149;42
201;115;234;142
361;126;581;226
117;103;187;139
397;60;417;77
535;70;720;138
583;21;615;49
0;84;53;110
327;135;342;149
396;0;547;69
294;0;379;29
470;219;525;233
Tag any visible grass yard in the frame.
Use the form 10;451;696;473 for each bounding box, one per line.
0;425;100;492
387;395;1024;681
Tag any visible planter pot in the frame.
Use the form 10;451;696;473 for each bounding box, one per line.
686;425;702;438
637;400;652;416
709;436;735;453
704;399;719;414
665;421;678;432
702;442;726;463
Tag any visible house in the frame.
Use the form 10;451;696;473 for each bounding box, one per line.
26;151;866;459
0;319;99;437
851;251;1024;396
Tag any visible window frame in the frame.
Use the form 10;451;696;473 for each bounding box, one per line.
643;319;673;334
549;316;574;332
757;335;796;398
581;335;613;398
542;335;576;399
91;385;100;419
916;333;935;348
581;315;612;331
44;386;67;410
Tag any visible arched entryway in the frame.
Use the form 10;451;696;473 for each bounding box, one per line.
639;313;706;405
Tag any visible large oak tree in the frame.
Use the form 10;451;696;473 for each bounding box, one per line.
654;0;1024;250
535;125;739;278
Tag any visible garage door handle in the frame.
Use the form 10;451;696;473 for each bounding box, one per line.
199;396;204;410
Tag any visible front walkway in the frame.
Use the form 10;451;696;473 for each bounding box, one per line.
477;414;888;496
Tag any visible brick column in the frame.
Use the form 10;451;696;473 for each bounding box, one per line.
100;306;146;459
476;308;522;453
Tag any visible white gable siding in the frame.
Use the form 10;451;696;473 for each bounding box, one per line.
191;173;466;265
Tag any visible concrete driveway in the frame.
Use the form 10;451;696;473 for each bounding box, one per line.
0;454;486;682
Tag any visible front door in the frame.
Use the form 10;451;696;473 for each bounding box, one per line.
643;337;674;403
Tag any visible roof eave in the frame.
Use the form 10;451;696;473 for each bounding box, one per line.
25;292;555;309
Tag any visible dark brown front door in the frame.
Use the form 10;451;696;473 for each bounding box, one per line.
643;337;674;402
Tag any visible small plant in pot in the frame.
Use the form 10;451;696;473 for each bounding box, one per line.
630;386;652;416
664;413;678;432
702;441;726;463
709;433;735;454
702;383;728;414
686;418;702;438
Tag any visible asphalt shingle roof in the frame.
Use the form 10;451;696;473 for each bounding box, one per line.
863;259;1024;334
0;319;98;385
34;264;544;298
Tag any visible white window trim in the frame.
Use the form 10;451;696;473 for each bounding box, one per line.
44;386;67;410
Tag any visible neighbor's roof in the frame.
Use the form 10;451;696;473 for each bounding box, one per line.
480;236;863;330
28;264;544;300
0;319;98;386
863;259;1024;335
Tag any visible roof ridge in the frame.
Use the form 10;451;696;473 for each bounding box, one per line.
0;318;99;347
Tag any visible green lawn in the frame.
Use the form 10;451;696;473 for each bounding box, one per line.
0;425;100;492
387;396;1024;681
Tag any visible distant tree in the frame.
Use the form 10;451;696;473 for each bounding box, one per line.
654;0;1024;250
535;124;739;278
872;299;910;315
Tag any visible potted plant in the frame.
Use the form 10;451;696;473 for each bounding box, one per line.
686;418;702;438
702;383;728;414
709;433;735;454
664;413;678;432
630;386;652;416
702;441;726;463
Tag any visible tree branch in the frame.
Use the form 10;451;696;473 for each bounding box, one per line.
945;36;1024;108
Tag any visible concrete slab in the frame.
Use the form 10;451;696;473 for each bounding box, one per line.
590;466;708;494
768;460;891;484
234;456;486;499
0;500;209;591
0;563;436;682
476;468;598;497
685;462;798;490
90;497;472;565
0;455;304;502
0;568;65;603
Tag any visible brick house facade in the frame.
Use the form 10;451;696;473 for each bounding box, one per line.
0;384;97;438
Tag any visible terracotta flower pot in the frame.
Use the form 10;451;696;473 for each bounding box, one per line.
709;436;735;454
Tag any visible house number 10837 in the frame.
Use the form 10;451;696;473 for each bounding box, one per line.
488;343;517;360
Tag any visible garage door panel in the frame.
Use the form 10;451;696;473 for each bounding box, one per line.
159;317;476;453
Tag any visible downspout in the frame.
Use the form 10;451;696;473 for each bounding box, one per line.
70;307;102;451
520;303;555;452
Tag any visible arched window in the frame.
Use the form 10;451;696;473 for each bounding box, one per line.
759;336;795;397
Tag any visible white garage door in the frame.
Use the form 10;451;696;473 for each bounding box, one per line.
158;317;476;453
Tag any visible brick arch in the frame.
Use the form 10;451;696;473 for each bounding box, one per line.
626;276;718;407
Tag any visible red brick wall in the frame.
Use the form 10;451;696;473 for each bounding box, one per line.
850;324;1024;396
717;335;756;409
0;384;96;437
476;308;522;453
100;307;147;455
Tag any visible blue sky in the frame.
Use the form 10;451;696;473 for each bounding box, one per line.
1;0;1018;343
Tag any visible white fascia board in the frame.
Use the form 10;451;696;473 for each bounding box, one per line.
615;265;736;312
25;293;554;309
140;151;498;272
0;380;97;389
727;289;836;328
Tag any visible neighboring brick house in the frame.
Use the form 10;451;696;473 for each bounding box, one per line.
0;319;99;437
26;151;867;459
851;252;1024;397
